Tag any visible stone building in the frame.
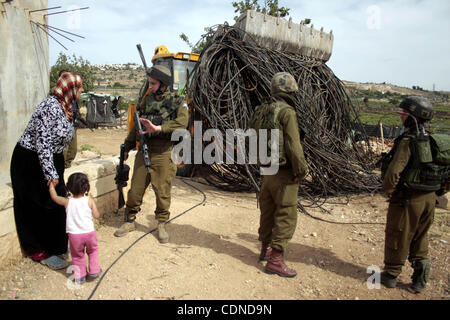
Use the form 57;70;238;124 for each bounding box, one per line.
0;0;49;185
0;0;49;265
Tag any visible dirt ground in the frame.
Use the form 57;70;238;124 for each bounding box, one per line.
0;127;448;301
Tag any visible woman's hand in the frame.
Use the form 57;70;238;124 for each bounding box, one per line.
139;118;162;134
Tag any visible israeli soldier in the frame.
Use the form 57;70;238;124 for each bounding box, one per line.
249;72;308;278
380;96;450;293
114;65;188;243
63;101;80;168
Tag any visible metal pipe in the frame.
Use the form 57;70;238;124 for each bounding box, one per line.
36;22;75;43
29;6;61;14
44;24;85;39
32;21;67;50
44;6;89;17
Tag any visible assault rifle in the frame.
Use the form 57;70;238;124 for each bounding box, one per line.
134;111;152;173
136;44;149;108
114;144;130;212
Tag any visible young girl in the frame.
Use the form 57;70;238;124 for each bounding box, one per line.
49;172;101;284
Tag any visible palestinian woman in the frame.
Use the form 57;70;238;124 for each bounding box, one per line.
10;72;84;270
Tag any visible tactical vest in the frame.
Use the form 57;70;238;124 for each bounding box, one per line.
382;132;450;192
249;98;291;167
140;91;182;140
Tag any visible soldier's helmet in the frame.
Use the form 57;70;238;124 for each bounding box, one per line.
399;96;434;121
271;72;299;95
147;65;172;87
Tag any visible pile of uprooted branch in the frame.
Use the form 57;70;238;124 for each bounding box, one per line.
188;24;380;202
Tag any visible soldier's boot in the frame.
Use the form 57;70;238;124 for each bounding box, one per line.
265;249;297;278
157;222;169;244
114;213;137;237
380;271;398;288
258;242;272;262
409;259;430;294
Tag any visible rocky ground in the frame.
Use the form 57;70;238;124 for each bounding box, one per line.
0;127;448;301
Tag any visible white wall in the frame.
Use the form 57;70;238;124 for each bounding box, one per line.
0;0;49;184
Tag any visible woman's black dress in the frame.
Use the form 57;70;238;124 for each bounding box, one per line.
10;96;74;256
10;145;68;256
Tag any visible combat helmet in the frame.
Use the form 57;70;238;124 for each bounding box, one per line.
147;65;172;87
399;96;434;121
271;72;299;95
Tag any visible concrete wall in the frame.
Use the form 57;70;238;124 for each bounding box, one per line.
0;151;137;267
0;0;49;185
235;10;334;62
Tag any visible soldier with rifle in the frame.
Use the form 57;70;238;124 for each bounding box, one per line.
114;45;188;243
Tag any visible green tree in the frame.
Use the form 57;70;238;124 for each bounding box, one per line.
180;27;213;54
50;52;96;92
232;0;290;21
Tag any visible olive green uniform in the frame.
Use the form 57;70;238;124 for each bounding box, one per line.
123;91;188;222
256;93;308;252
63;129;77;168
382;134;438;277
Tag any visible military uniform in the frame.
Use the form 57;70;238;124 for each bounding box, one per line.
381;96;449;292
382;132;437;279
63;129;77;168
123;90;188;223
63;101;80;168
256;93;308;252
250;72;308;278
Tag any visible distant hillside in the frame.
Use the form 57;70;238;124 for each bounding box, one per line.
343;80;449;103
92;64;449;99
91;64;450;114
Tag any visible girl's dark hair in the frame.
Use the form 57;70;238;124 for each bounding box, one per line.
66;173;90;196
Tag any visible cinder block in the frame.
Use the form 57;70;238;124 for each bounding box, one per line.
89;175;117;198
0;207;16;237
437;195;449;210
95;191;119;217
0;184;13;211
0;232;22;267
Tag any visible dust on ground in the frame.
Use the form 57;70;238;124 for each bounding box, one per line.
0;128;448;301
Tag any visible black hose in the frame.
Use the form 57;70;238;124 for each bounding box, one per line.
87;178;207;300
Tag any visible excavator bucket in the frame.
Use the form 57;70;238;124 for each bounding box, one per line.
234;10;334;62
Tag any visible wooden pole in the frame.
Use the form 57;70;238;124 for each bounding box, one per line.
379;122;384;153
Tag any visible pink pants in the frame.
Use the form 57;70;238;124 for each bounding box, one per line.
68;231;100;279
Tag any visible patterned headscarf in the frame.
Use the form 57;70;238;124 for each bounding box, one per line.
51;72;83;122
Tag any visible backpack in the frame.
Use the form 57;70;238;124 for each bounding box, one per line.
401;133;450;192
430;134;450;166
249;99;291;167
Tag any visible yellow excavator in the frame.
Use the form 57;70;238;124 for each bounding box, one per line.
127;45;199;132
151;45;200;93
127;45;200;175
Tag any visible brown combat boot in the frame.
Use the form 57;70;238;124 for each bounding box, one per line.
265;248;297;278
157;222;169;244
258;242;272;262
114;220;136;237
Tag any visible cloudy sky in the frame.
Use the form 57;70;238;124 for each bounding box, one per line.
47;0;450;91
